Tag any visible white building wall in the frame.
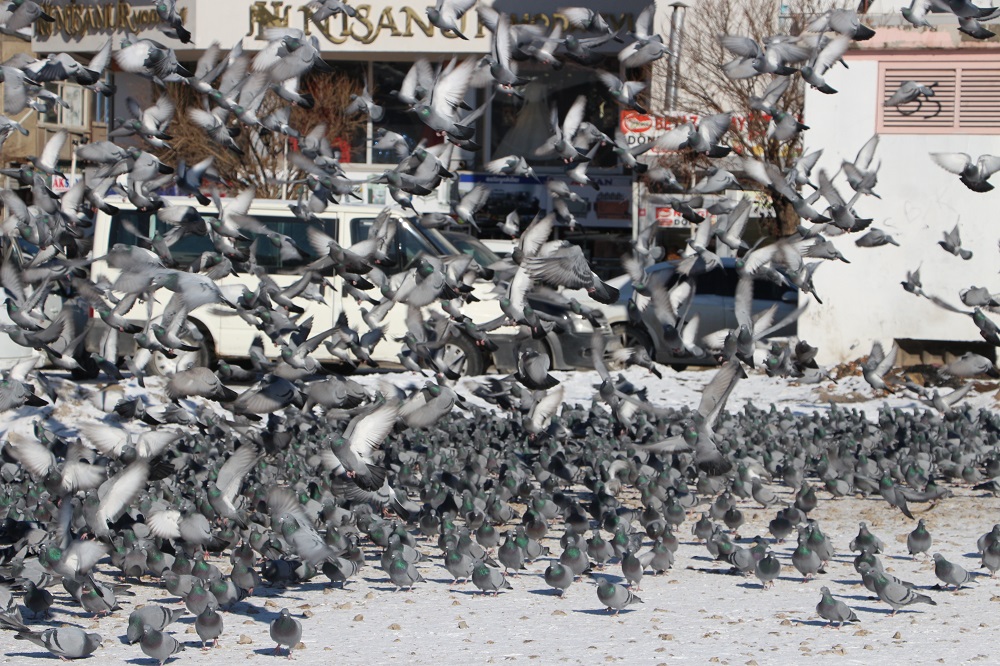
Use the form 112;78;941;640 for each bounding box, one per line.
800;57;1000;365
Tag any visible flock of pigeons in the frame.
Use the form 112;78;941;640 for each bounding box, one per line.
0;0;999;663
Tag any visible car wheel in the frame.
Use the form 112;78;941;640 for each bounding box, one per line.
611;324;654;356
440;334;487;377
70;352;100;380
671;364;688;372
147;322;212;377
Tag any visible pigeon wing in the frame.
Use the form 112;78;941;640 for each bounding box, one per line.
929;152;972;175
215;443;260;504
345;399;401;464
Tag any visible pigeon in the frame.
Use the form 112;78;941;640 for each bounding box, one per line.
861;341;897;393
125;604;184;644
387;556;425;590
884;80;935;107
269;608;302;658
525;244;620;304
139;625;185;665
327;398;400;490
933;553;973;591
15;627;102;660
596;580;642;614
755;550;782;590
907;519;933;557
791;538;823;581
816;586;859;627
930;153;1000;192
426;0;477;40
543;562;574;596
849;522;884;555
860;562;936;615
471;562;512;596
195;606;224;649
938;223;973;260
879;474;914;519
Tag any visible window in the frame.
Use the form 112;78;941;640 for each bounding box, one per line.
350;217;439;273
232;215;337;274
491;59;620;168
93;74;112;125
41;82;88;129
291;64;369;164
696;266;737;298
441;231;500;268
371;61;448;164
109;211;337;275
878;58;1000;134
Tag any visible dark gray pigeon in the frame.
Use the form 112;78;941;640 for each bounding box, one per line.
269;608;302;657
543;562;574;596
930;153;1000;192
195;606;223;649
755;550;781;590
907;519;932;557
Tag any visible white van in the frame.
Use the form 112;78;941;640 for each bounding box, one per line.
87;197;602;376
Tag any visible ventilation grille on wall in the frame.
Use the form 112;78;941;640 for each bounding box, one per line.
879;62;1000;133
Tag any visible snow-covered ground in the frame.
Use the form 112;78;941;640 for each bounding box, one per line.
3;366;1000;665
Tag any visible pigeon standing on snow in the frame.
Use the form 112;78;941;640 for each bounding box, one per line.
907;519;932;557
15;627;102;659
269;608;302;658
755;550;782;590
849;522;884;554
543;561;574;596
127;605;186;644
932;553;972;591
859;562;937;615
816;586;859;627
596;579;642;614
472;562;512;596
139;624;184;665
195;606;224;649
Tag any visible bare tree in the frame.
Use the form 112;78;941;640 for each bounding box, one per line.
656;0;836;236
157;69;365;199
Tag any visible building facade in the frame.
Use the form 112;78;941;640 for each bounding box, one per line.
30;0;675;274
799;5;1000;365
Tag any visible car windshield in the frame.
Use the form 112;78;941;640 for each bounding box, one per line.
442;232;501;269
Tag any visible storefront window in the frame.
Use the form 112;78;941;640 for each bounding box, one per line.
41;82;88;129
295;62;370;164
371;61;448;164
491;59;620;168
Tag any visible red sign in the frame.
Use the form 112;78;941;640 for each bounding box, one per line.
620;110;653;134
619;110;752;154
656;207;690;228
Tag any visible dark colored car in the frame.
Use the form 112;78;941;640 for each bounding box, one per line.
594;258;798;368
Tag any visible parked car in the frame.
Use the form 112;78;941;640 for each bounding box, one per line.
86;198;601;376
578;258;799;368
